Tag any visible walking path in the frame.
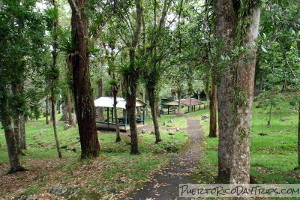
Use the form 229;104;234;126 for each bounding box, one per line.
128;116;204;200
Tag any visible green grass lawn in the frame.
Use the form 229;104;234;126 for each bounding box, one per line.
0;95;298;199
194;93;299;189
0;115;187;199
145;113;188;128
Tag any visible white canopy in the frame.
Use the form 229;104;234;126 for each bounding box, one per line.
94;97;126;109
94;97;146;109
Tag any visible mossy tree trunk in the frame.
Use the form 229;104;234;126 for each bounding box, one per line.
215;0;261;184
66;90;74;126
113;85;121;142
124;0;143;155
298;101;300;166
45;95;50;125
97;79;104;121
19;114;26;150
68;0;100;159
0;94;25;174
209;71;218;138
148;87;161;143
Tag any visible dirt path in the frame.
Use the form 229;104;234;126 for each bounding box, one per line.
127;116;203;200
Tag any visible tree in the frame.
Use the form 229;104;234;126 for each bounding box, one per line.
215;0;261;184
0;0;45;173
68;0;100;159
105;41;122;142
123;0;144;154
142;0;171;143
50;0;62;158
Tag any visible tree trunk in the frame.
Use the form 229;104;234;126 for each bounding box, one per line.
50;95;62;159
215;0;238;183
113;88;121;142
215;0;260;185
97;79;104;121
0;96;25;174
177;89;182;116
66;90;74;126
216;68;234;183
13;114;21;154
19;114;26;150
267;103;273;127
298;101;300;166
68;0;100;159
148;87;161;143
156;96;161;118
230;6;260;185
126;76;139;154
124;0;143;155
209;72;218;138
11;83;24;155
50;0;62;159
45;96;50;125
59;100;68;121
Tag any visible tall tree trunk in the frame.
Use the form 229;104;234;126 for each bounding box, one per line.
0;96;25;174
112;83;121;142
66;90;74;126
50;95;62;158
45;96;50;125
13;114;21;154
215;0;260;185
124;0;143;155
298;101;300;168
148;87;161;143
68;0;100;159
177;89;182;116
97;79;104;121
155;95;161;118
19;114;26;150
126;75;139;154
216;67;234;183
50;0;62;159
11;83;23;155
267;103;273;127
59;99;68;121
113;92;121;142
230;6;260;184
215;0;239;183
209;72;218;138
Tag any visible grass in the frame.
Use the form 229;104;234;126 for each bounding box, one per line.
0;114;188;199
1;95;298;199
145;113;188;128
193;93;299;192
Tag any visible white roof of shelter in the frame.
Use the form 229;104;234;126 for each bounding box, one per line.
162;100;179;106
94;97;146;109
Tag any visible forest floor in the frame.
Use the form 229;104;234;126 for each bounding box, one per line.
0;113;191;199
127;116;204;200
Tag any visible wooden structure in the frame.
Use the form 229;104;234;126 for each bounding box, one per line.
94;97;146;130
161;98;206;114
181;98;205;112
161;100;179;114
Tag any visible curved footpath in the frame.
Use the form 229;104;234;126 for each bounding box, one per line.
128;116;204;200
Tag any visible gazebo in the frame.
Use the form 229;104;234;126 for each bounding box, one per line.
181;98;205;112
161;100;179;114
94;97;146;130
161;98;206;114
